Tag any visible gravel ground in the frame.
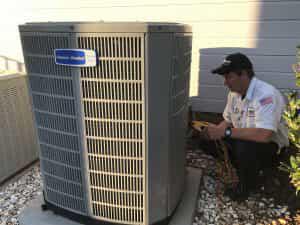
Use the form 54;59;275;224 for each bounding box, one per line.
0;166;41;225
186;148;297;225
0;150;298;225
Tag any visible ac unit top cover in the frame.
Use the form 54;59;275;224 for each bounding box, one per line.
19;21;192;33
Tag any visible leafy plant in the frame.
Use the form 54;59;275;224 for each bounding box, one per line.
281;49;300;193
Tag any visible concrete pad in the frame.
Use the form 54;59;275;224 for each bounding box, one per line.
18;197;80;225
19;167;202;225
169;167;202;225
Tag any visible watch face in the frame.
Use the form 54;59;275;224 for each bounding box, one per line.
225;128;231;137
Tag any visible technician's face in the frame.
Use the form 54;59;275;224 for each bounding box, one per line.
223;71;243;93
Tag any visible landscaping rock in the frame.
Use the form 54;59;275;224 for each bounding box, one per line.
0;166;41;225
186;148;299;225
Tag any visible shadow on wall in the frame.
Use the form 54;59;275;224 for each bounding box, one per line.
192;44;299;113
191;1;300;113
191;47;256;113
0;55;25;73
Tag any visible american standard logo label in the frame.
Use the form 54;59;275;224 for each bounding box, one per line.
54;49;97;67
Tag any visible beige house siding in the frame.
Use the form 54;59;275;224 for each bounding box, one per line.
1;0;300;112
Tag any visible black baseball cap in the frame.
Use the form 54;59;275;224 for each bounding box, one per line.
211;52;253;75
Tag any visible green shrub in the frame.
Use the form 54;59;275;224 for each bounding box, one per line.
281;48;300;193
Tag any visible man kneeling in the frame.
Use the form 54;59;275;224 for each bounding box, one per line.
204;53;289;200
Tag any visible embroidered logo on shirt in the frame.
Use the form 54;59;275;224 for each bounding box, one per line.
259;96;273;106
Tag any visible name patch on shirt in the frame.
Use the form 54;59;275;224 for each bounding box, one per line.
247;107;255;117
233;106;239;114
259;96;273;106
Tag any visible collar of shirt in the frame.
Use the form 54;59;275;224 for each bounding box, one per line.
244;77;257;101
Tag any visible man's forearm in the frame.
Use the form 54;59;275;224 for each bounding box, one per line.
206;120;273;142
231;127;273;143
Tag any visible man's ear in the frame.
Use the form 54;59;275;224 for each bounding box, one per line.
241;70;247;76
241;70;250;79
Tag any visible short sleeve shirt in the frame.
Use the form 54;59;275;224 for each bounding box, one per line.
223;77;289;148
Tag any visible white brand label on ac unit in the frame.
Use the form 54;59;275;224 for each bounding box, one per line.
54;49;97;67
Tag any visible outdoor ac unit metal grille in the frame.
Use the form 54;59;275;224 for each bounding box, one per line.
40;143;81;167
35;111;78;134
21;33;88;214
22;35;69;55
29;76;74;97
78;35;145;224
172;35;192;114
20;22;192;225
26;57;72;77
0;75;39;183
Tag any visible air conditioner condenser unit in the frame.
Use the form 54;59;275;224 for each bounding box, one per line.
19;22;192;225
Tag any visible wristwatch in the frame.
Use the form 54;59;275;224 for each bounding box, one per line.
224;127;232;138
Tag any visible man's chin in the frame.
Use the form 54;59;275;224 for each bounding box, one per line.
230;90;243;95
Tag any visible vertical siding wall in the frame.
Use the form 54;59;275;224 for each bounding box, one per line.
2;0;300;112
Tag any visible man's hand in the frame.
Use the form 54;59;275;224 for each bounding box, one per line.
192;121;215;132
207;124;225;140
